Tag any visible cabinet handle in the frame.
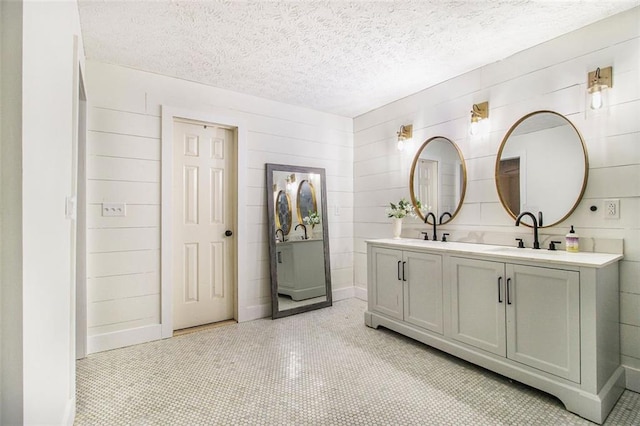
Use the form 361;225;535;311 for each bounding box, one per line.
402;261;406;282
277;251;282;263
498;277;503;303
397;261;402;281
506;278;512;305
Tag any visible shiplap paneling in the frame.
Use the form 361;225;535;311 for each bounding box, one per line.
85;59;353;351
354;7;640;383
88;250;159;278
87;180;160;205
89;272;159;303
88;131;160;161
621;261;640;294
88;107;161;138
88;205;160;229
88;228;160;253
88;156;160;183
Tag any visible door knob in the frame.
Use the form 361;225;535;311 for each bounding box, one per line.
225;230;233;237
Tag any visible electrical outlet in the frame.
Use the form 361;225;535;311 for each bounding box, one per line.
603;199;620;219
102;202;126;217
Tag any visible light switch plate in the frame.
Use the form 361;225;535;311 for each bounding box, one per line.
102;202;126;217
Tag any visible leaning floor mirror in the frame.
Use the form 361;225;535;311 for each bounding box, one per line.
266;164;332;319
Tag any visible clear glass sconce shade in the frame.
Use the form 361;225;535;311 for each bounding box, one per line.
469;120;480;135
469;118;490;137
397;139;405;151
590;89;603;110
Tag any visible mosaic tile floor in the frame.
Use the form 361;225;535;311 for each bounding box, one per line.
76;298;639;425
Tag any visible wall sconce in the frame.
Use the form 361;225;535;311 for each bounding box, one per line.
285;174;296;192
469;101;489;136
587;66;612;110
396;124;413;151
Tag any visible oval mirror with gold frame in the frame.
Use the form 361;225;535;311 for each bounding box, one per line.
495;110;588;227
410;136;467;224
275;190;292;235
296;179;317;223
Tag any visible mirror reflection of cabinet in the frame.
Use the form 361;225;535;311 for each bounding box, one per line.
266;164;332;319
496;111;588;227
276;240;326;301
410;136;467;224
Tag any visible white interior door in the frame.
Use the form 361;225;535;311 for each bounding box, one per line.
172;119;235;330
417;159;438;213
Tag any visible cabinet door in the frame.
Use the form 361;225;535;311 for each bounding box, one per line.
276;245;294;290
370;247;403;320
506;264;580;382
404;251;443;334
450;257;506;356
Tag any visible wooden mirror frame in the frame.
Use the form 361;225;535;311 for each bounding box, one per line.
266;164;332;319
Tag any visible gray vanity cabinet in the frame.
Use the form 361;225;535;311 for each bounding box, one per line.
370;246;443;333
366;239;623;424
450;257;580;382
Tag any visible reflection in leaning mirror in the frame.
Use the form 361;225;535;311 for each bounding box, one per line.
410;136;467;224
296;179;318;225
275;190;292;238
266;164;332;319
495;111;588;228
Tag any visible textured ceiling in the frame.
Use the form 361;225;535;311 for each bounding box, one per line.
77;1;638;117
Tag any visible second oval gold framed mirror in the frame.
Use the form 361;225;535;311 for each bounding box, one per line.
296;179;317;223
410;136;467;224
495;110;588;227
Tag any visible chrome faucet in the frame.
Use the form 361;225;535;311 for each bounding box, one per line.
439;211;452;224
295;223;308;240
424;212;437;242
515;211;540;249
275;228;285;242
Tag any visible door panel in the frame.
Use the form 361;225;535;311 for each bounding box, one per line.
172;120;234;330
506;264;580;382
371;247;403;320
450;257;506;356
404;252;443;334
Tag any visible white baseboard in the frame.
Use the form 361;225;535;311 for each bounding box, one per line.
88;324;162;354
332;286;355;301
238;303;270;322
625;365;640;392
354;286;367;301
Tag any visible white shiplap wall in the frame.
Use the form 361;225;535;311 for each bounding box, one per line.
85;61;353;351
354;8;640;390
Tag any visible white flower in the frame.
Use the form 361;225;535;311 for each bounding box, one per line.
303;211;320;228
387;198;422;219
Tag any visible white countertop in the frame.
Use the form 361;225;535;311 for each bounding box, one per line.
366;238;623;268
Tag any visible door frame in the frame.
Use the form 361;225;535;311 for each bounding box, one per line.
160;106;247;338
73;35;88;361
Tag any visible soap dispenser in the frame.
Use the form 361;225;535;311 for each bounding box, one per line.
566;226;579;253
